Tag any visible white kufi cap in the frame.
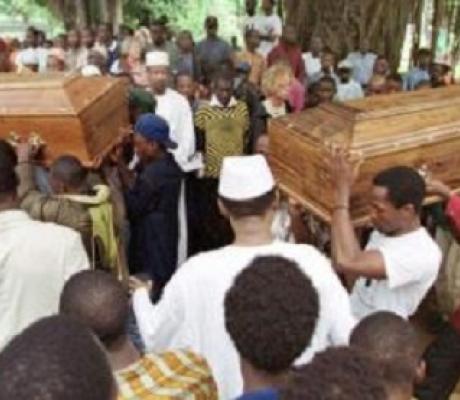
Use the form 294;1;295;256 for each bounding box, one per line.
338;59;353;70
146;51;170;67
219;155;275;200
81;65;102;77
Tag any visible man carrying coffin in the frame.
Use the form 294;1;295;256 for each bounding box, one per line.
330;148;441;320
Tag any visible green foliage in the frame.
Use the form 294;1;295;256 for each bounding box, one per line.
124;0;246;41
0;0;63;36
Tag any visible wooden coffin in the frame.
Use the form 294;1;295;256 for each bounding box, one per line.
269;86;460;226
0;73;129;166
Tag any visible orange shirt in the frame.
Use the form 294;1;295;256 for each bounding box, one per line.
235;50;266;86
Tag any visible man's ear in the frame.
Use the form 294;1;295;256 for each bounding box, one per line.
218;198;229;219
414;359;426;385
401;203;417;216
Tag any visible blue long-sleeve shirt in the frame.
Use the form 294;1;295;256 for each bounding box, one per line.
125;154;183;286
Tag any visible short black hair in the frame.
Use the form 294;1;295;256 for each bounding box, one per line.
50;154;88;189
59;270;129;347
417;48;432;58
322;46;335;56
309;76;337;97
318;75;337;89
373;166;426;214
36;30;46;40
280;347;387;400
151;18;166;28
178;29;194;41
350;311;421;389
0;315;114;400
158;15;169;25
225;256;319;373
205;16;219;28
219;188;276;219
0;139;18;168
245;28;260;39
212;65;235;86
175;71;194;84
0;164;18;200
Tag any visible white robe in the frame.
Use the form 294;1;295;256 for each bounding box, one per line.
133;242;356;399
155;88;202;173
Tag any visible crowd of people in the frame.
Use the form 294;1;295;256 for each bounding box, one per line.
0;0;460;399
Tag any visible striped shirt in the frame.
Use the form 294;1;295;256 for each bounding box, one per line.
116;350;218;400
195;99;250;178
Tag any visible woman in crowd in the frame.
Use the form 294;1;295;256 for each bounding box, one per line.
260;63;293;120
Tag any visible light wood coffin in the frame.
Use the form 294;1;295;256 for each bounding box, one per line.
0;73;129;166
269;86;460;226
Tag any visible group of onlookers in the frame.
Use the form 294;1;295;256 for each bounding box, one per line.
0;0;460;399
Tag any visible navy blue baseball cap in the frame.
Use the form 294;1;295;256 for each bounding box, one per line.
134;113;177;149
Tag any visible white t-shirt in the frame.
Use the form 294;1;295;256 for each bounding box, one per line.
133;241;355;399
346;51;377;86
16;47;39;68
243;15;258;32
302;52;322;81
350;228;441;320
252;14;283;58
335;80;364;102
0;211;89;350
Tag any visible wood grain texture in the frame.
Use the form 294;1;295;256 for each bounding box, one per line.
269;86;460;226
0;73;129;166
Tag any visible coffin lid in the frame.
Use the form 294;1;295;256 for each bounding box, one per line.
274;85;460;156
0;73;119;116
0;73;129;167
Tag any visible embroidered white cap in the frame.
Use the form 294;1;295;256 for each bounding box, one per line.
81;65;102;77
146;51;170;67
218;155;275;200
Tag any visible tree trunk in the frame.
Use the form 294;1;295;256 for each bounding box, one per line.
107;0;123;33
99;0;109;23
114;0;123;32
285;0;422;70
75;0;88;28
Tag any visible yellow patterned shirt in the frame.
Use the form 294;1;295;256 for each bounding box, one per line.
195;100;250;179
115;350;218;400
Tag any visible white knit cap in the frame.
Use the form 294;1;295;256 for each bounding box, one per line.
218;155;275;200
146;51;170;67
81;65;102;77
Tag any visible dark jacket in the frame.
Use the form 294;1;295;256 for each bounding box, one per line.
125;153;183;288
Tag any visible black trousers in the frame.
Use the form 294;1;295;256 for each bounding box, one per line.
187;176;233;256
